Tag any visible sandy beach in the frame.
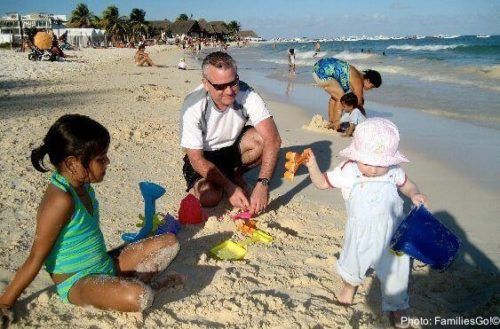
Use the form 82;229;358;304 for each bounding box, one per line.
0;46;498;328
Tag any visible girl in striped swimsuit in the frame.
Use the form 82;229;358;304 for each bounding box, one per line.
0;115;181;324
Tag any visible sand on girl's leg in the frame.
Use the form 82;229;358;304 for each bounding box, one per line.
137;283;154;311
135;242;180;282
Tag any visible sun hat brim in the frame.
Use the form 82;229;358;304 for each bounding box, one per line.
339;145;409;166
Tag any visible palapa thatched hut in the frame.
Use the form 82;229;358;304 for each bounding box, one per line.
208;21;229;40
197;19;215;38
169;19;201;37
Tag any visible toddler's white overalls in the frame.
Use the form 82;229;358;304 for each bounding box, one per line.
336;178;410;312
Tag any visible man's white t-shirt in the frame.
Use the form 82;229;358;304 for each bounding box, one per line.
180;82;271;151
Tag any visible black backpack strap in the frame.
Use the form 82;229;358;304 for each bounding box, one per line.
200;93;210;136
201;85;251;136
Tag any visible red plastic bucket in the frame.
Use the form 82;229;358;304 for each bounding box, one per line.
178;194;206;225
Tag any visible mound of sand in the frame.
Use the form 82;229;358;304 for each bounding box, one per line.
302;114;336;135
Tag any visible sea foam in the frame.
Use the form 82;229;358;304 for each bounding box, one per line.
386;44;465;51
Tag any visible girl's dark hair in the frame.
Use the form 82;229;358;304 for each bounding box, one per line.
31;114;110;172
363;69;382;88
340;92;358;108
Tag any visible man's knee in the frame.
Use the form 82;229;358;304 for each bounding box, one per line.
240;128;264;153
194;180;223;207
199;188;223;207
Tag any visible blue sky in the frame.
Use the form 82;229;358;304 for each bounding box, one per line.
1;0;498;38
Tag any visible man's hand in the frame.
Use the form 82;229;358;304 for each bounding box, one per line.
226;184;250;210
249;183;269;215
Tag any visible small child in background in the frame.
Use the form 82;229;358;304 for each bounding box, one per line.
304;118;428;328
178;58;187;70
337;93;365;137
0;115;181;325
288;49;296;74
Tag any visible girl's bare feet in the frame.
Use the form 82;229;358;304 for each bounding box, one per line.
336;282;357;305
390;309;410;329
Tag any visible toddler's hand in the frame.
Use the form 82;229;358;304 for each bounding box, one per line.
411;193;429;208
302;148;316;168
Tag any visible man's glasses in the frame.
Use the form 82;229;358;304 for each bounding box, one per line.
205;75;239;91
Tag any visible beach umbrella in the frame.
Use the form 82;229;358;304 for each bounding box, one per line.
34;32;52;50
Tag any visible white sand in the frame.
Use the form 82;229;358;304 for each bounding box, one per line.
0;47;498;328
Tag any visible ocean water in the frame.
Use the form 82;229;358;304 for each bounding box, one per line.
229;35;500;130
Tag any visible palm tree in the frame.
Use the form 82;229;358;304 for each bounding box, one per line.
129;8;149;42
227;20;241;37
69;3;98;28
130;8;146;23
101;6;129;44
176;13;189;21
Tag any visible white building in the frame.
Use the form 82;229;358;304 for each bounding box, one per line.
0;13;22;37
0;12;67;44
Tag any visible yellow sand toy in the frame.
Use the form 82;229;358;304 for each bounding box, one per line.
209;220;273;260
238;220;273;244
284;151;309;181
210;240;247;261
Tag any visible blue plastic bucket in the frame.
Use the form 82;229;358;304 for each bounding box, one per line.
390;205;461;270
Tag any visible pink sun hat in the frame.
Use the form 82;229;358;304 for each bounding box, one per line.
339;118;409;166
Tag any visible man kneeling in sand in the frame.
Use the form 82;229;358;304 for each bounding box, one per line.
180;51;281;214
135;44;155;67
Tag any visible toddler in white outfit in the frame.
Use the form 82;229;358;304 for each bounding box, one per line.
304;118;428;328
178;58;187;70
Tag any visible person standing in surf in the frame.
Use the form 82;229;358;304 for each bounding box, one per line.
312;57;381;130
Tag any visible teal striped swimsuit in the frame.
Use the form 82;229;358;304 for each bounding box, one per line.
45;172;115;303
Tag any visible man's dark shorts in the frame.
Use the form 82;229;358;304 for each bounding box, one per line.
182;126;251;192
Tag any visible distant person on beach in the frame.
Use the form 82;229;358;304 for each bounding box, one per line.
135;44;155;67
337;93;365;137
312;57;381;130
313;42;321;57
0;115;182;324
288;49;296;74
49;39;65;60
180;51;281;214
303;118;428;329
178;58;187;70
